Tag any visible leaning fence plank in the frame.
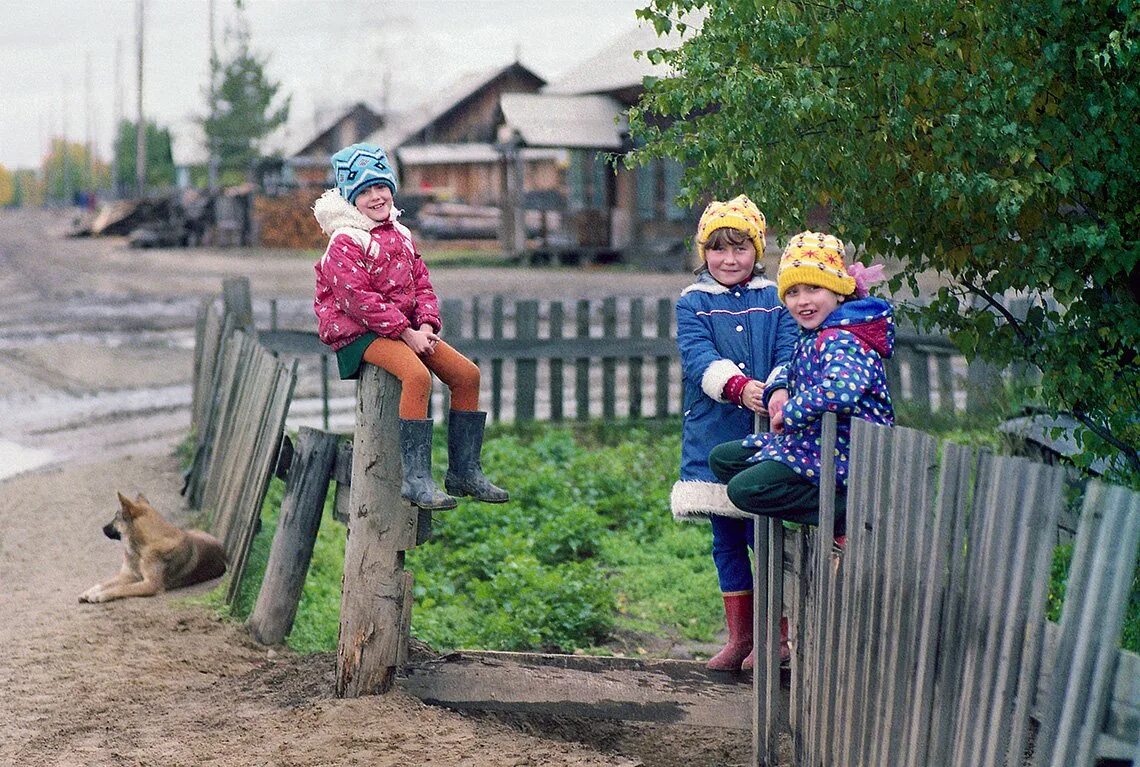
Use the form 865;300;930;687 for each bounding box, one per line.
226;355;298;604
790;526;809;764
247;426;339;645
515;300;538;422
812;413;839;766
1036;483;1140;767
925;448;984;766
831;419;876;766
1004;464;1066;767
902;442;970;767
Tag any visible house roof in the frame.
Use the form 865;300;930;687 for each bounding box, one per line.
499;93;627;150
374;60;545;148
543;18;696;97
396;142;566;166
288;101;383;158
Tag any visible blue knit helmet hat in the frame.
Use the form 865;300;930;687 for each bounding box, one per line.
331;143;398;203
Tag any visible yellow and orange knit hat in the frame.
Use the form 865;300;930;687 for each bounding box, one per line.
776;231;856;301
695;195;766;261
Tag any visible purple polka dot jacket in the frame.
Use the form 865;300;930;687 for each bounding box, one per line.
743;296;895;488
312;189;442;351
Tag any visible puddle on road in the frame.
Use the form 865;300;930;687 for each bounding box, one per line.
0;440;55;481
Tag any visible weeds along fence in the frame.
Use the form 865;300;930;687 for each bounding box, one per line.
748;415;1140;767
261;294;1004;428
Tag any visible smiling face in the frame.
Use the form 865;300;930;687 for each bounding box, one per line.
783;283;843;330
353;183;394;223
704;229;757;287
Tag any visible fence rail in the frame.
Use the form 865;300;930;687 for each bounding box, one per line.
261;295;1000;427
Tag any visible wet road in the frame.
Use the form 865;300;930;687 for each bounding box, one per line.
0;207;693;480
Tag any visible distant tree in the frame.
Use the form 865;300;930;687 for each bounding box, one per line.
113;119;176;193
200;20;290;183
0;166;13;207
41;139;109;204
630;0;1140;483
12;170;43;207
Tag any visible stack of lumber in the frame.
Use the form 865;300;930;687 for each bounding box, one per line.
253;192;327;249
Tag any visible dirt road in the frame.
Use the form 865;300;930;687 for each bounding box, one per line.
0;208;748;766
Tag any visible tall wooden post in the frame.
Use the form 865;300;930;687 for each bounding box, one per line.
336;367;421;696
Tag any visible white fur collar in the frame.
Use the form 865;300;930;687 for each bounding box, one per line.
312;188;403;237
681;273;776;296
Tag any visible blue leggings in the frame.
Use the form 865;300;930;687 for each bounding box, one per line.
711;515;755;593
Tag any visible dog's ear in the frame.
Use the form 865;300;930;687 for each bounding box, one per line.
117;492;141;518
135;492;150;506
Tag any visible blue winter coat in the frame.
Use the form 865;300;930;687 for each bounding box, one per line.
672;273;798;520
744;296;895;489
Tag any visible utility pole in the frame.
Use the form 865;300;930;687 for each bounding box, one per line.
134;0;147;198
112;37;123;199
207;0;219;190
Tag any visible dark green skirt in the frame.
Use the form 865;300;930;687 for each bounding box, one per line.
335;332;379;380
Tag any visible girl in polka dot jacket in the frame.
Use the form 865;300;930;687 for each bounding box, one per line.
709;231;894;539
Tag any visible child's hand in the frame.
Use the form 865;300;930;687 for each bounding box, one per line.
401;326;440;355
741;380;767;413
767;388;789;433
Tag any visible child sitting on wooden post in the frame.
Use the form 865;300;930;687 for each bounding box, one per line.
312;142;507;510
709;231;894;538
671;195;798;672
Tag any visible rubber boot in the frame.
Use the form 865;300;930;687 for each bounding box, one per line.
444;410;509;503
398;418;457;510
742;615;790;671
706;593;754;671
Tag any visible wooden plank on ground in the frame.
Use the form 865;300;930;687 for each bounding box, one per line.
400;651;765;730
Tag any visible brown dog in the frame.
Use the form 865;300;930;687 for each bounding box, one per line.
79;492;227;603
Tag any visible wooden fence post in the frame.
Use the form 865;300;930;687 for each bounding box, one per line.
247;426;339;645
336;366;421;697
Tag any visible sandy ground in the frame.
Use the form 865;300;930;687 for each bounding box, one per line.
0;208;751;766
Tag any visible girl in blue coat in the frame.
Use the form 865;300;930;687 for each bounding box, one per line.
671;195;798;671
710;231;894;537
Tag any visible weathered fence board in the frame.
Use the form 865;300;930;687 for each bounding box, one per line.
247;426;339;645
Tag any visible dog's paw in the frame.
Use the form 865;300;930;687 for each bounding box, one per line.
79;588;105;603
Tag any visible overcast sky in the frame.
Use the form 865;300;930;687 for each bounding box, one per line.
0;0;650;170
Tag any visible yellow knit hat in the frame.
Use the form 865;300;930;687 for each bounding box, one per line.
695;195;766;261
776;231;856;301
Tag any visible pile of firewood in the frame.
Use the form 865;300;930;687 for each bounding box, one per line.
253;192;327;249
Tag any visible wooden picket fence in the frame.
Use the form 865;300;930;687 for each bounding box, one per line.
262;294;1005;429
185;278;297;604
748;415;1140;766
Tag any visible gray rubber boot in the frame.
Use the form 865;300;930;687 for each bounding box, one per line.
398;418;457;510
444;410;509;503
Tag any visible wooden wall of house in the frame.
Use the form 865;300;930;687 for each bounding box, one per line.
403;157;562;207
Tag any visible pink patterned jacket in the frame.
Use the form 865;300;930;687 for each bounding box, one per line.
312;189;442;351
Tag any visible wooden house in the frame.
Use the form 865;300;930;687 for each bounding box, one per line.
288;102;385;188
498;22;699;270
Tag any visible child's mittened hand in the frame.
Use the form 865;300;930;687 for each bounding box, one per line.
741;380;767;413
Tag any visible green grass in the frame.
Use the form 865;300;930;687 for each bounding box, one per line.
203;409;1138;657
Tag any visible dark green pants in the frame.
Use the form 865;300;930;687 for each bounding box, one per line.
708;440;846;534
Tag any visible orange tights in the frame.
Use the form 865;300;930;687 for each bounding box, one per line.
362;337;480;419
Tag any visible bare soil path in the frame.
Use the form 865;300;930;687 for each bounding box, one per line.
0;208;749;766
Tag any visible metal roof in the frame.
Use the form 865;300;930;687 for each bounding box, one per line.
499;93;627;150
397;142;567;166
